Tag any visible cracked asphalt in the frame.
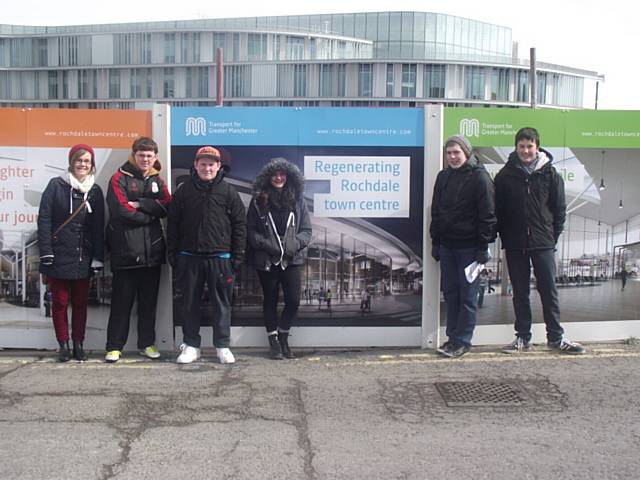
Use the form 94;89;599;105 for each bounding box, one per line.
1;343;639;480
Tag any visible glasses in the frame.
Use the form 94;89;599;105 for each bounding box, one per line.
73;159;92;165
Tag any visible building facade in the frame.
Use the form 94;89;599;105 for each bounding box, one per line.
0;12;603;109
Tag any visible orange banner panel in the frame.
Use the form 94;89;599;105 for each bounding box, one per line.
0;108;152;148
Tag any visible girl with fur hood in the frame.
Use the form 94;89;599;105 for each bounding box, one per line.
37;144;105;362
247;158;312;359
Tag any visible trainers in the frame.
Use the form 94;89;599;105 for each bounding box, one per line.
548;338;586;355
140;345;161;360
436;341;452;354
105;350;122;363
441;343;470;358
176;343;201;364
216;348;235;364
501;337;532;354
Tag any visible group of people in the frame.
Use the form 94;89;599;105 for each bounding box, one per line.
38;138;311;363
430;127;587;358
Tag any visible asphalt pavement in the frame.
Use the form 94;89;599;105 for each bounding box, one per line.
1;343;639;480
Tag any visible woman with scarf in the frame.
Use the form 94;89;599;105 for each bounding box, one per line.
247;158;312;359
37;144;105;362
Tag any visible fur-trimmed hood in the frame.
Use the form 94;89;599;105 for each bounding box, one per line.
252;158;305;200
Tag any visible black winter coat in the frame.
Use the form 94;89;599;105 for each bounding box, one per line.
430;156;496;250
494;148;566;251
166;168;247;267
37;175;105;280
106;161;171;270
247;196;312;271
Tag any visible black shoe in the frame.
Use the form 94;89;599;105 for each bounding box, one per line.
58;341;71;363
72;341;88;361
548;338;586;355
278;332;295;359
268;334;283;360
441;343;470;358
437;341;451;354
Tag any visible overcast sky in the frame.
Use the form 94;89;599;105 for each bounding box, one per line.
3;0;635;109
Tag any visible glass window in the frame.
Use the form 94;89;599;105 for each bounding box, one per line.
424;64;445;98
358;63;372;97
163;68;174;98
109;69;120;99
355;13;367;38
516;70;529;102
389;12;402;41
248;33;268;61
365;13;377;39
320;64;332;97
286;37;305;60
164;33;175;63
386;63;394;97
464;66;485;100
337;64;346;97
343;14;355;37
413;12;426;42
377;13;389;41
490;68;509;101
294;64;307;97
401;12;413;41
401;64;416;97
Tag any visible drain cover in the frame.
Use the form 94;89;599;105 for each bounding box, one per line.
435;382;530;407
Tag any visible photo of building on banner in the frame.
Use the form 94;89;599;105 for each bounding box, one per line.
0;108;152;345
170;107;424;329
444;108;640;328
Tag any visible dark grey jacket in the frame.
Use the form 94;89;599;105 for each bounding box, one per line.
247;158;312;271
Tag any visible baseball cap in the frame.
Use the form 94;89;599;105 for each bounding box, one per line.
195;146;221;161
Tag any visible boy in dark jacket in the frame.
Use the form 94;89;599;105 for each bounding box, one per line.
167;146;247;364
495;127;585;354
430;135;496;358
105;137;171;363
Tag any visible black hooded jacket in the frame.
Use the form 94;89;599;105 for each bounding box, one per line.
247;158;312;271
166;166;247;267
38;174;105;280
430;155;496;250
106;159;171;270
494;148;566;251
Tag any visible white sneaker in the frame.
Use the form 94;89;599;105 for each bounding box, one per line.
176;343;201;364
216;348;235;364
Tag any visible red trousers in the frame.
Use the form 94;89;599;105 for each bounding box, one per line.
48;277;90;342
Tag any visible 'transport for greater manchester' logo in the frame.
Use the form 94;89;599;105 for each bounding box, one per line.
185;117;207;136
459;118;480;137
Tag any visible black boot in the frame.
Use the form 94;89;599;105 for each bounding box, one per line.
73;340;88;361
278;332;295;359
58;341;71;363
268;334;283;360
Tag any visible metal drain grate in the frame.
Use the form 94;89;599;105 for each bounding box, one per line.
435;382;530;407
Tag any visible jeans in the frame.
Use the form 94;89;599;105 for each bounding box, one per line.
440;245;480;347
257;265;301;332
49;277;90;342
505;249;564;343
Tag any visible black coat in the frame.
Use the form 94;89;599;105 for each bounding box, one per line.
494;148;566;251
430;156;496;250
246;158;313;271
106;161;171;270
166;168;247;267
37;175;105;280
247;196;312;270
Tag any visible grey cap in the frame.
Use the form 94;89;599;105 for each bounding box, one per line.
445;135;473;159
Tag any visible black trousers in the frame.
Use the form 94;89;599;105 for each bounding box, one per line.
106;266;161;351
505;249;564;343
257;265;301;333
177;255;233;349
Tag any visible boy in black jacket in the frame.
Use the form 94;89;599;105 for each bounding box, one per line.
167;146;247;364
495;127;585;355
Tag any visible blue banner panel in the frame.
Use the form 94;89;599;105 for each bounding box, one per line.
172;107;423;146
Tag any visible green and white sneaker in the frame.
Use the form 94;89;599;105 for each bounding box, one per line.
140;345;161;359
105;350;122;363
